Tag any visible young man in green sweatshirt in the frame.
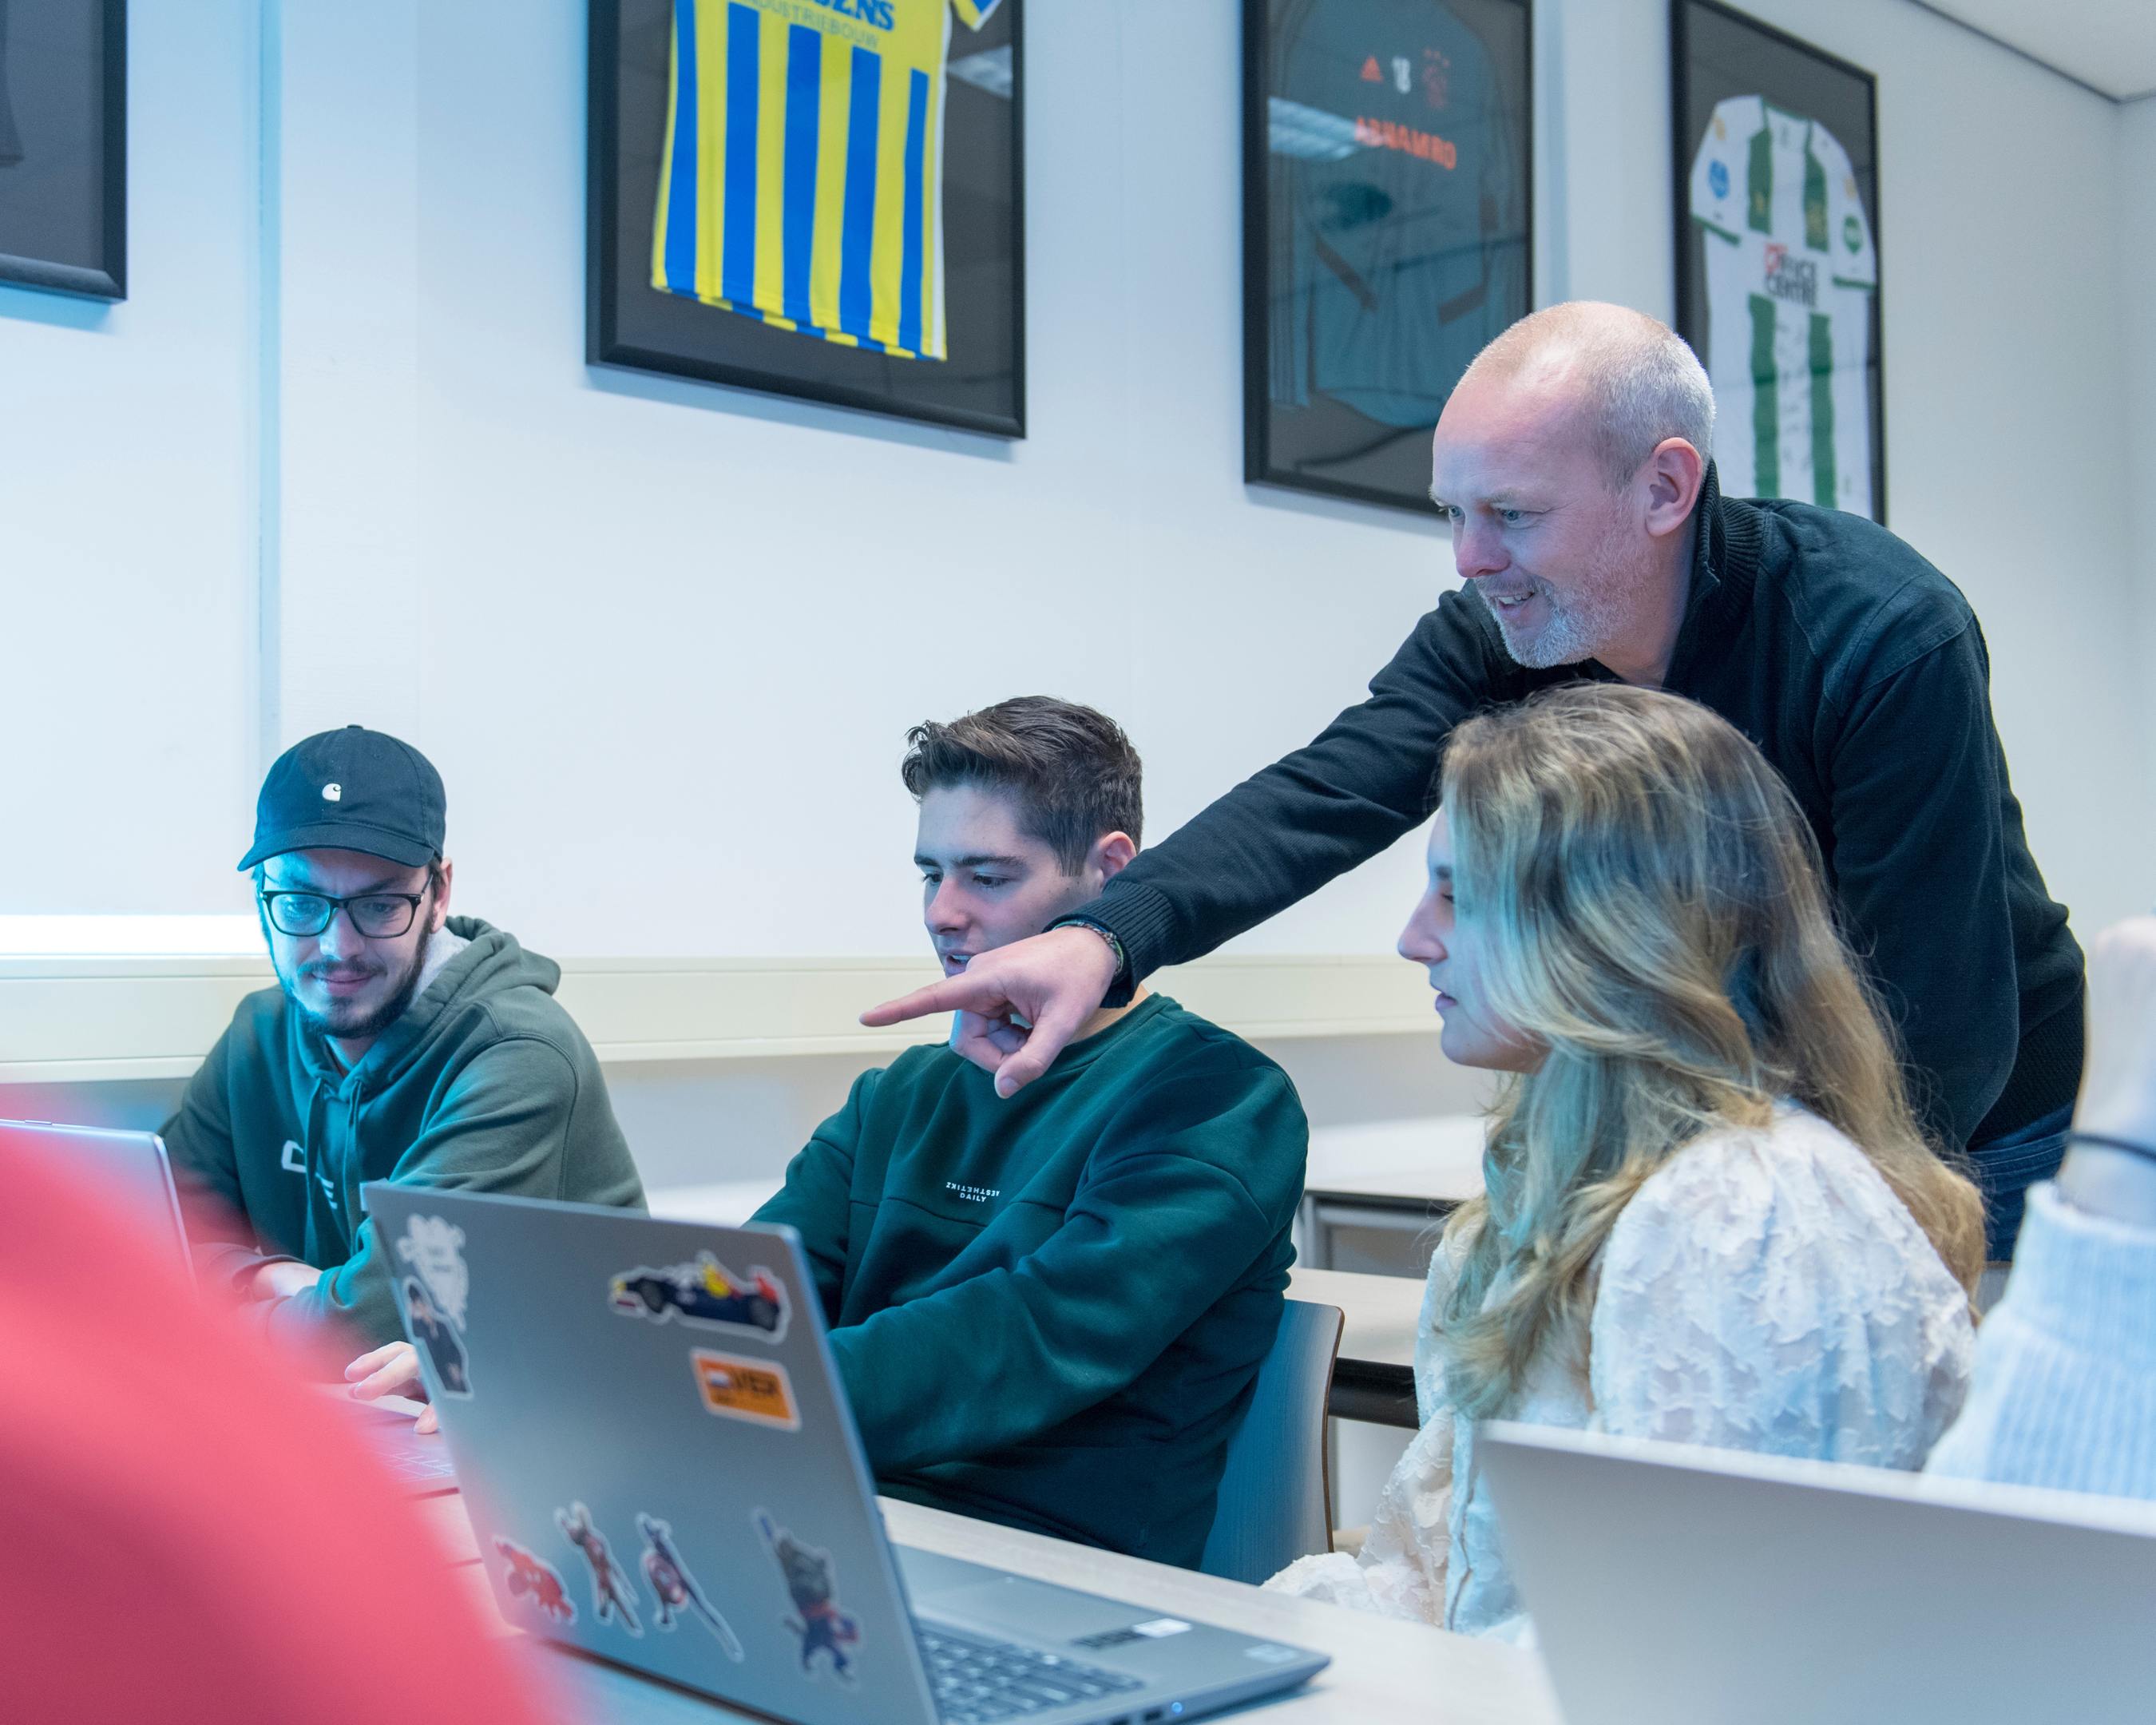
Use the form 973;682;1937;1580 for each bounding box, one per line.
164;726;644;1362
750;697;1309;1569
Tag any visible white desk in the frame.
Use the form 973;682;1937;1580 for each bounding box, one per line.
1289;1267;1421;1430
1287;1267;1420;1369
1299;1116;1484;1275
434;1494;1557;1724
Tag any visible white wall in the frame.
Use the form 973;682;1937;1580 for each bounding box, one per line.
10;0;2142;951
0;2;262;915
1540;0;2156;934
2121;94;2156;799
252;0;1449;963
5;0;2152;1139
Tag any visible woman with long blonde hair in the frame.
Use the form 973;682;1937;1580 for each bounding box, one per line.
1270;684;1985;1639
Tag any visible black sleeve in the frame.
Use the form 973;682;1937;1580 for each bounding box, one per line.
1072;593;1505;981
1825;625;2021;1147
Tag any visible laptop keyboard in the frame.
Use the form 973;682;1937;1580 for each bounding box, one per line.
375;1445;458;1485
917;1620;1147;1723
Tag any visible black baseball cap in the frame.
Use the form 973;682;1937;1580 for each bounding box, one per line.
238;725;447;871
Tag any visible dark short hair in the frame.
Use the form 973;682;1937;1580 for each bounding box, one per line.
900;696;1143;873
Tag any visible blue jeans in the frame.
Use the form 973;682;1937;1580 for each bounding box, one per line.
1967;1100;2073;1261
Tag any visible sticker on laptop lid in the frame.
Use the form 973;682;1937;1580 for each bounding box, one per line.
400;1276;474;1399
1133;1619;1191;1638
636;1513;744;1660
1244;1644;1303;1664
493;1536;576;1626
690;1350;801;1431
756;1510;862;1683
556;1502;644;1636
608;1252;791;1343
394;1214;470;1329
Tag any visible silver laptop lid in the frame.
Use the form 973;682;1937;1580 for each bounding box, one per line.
1480;1421;2156;1725
0;1120;191;1280
362;1183;943;1725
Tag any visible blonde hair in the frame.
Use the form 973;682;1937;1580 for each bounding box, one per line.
1434;684;1985;1421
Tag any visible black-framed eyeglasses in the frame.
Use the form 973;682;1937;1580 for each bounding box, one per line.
260;888;427;939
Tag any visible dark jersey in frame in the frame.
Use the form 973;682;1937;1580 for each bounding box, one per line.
1245;0;1531;516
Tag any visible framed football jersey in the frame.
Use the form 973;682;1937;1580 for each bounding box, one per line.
0;0;126;301
1244;0;1532;516
590;0;1024;438
1673;0;1885;523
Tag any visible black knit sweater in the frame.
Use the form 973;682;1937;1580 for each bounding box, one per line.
1072;467;2083;1167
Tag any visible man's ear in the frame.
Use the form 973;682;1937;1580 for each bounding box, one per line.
1642;438;1706;539
1091;832;1137;886
430;857;454;932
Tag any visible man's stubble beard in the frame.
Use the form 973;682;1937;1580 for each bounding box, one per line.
279;918;436;1045
1482;506;1654;671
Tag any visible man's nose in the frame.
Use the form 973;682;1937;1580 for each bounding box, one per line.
1453;518;1508;581
317;908;367;959
925;883;967;930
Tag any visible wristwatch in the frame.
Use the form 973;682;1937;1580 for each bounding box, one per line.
1053;916;1133;1004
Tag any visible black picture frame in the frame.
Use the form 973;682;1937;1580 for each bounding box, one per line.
0;0;127;300
588;0;1025;439
1243;0;1532;517
1671;0;1885;522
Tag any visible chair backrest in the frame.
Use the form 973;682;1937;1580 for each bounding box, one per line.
1199;1297;1345;1584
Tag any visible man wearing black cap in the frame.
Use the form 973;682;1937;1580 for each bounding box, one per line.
163;726;644;1351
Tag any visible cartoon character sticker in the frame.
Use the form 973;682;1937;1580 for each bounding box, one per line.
608;1252;789;1342
395;1213;475;1398
757;1511;861;1681
636;1513;745;1660
557;1501;644;1637
395;1214;470;1326
493;1537;576;1625
401;1277;470;1398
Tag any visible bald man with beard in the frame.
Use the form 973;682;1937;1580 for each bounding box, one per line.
868;301;2083;1263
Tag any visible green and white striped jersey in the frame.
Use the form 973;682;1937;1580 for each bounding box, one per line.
1689;96;1877;517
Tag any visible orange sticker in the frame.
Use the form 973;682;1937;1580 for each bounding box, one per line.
690;1350;801;1431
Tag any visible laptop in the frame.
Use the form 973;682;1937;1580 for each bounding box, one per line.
0;1117;455;1494
1479;1420;2156;1725
363;1184;1329;1725
0;1119;193;1276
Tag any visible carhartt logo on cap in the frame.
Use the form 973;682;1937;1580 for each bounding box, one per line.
322;783;342;802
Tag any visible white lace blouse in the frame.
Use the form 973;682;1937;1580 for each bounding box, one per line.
1268;1104;1975;1640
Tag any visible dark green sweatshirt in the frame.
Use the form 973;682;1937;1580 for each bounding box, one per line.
751;993;1307;1568
164;917;644;1349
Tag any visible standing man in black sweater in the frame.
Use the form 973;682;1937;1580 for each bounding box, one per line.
866;303;2083;1259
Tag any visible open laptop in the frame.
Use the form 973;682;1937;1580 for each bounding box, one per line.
0;1117;455;1494
0;1119;193;1276
1480;1421;2156;1725
363;1184;1328;1725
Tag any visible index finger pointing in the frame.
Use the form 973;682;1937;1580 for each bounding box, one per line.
859;973;1000;1027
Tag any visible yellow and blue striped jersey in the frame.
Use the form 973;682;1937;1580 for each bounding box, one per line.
652;0;1002;362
